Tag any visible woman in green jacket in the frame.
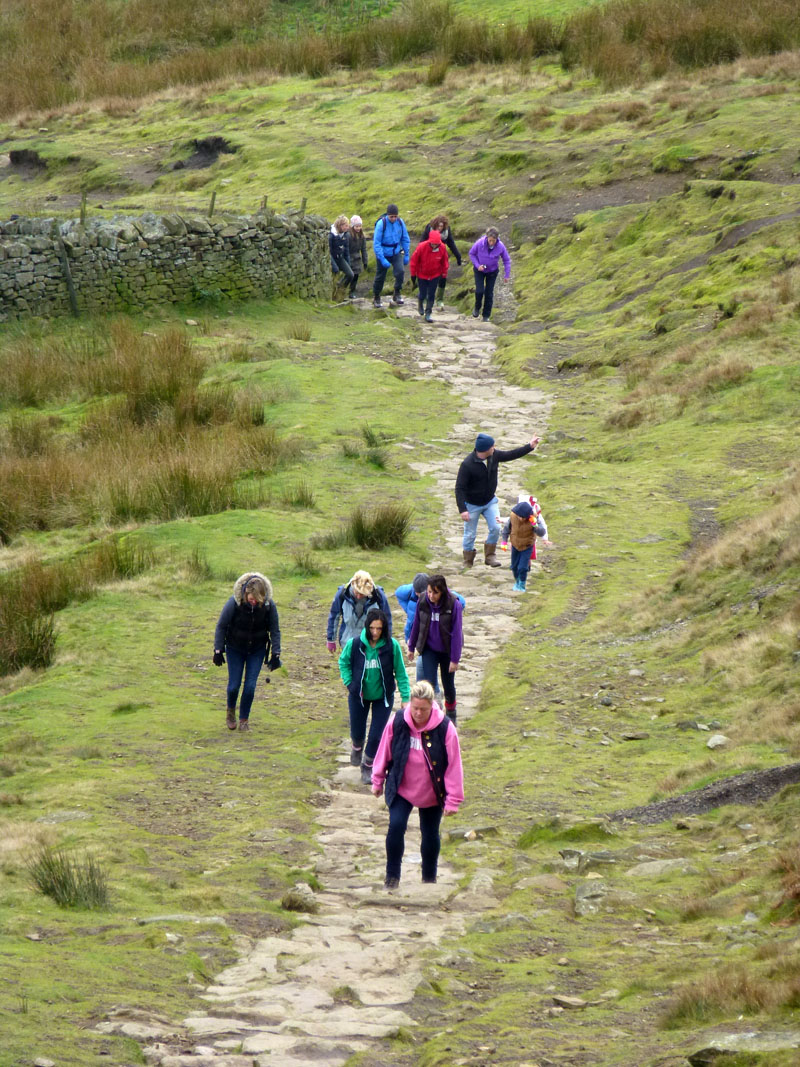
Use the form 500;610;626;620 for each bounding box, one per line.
339;608;410;785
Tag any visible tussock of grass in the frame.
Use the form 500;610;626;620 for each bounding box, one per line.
661;961;800;1028
27;844;109;910
314;502;412;551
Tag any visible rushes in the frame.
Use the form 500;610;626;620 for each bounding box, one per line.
315;503;412;551
28;844;109;909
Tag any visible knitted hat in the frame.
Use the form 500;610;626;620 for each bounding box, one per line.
350;215;362;227
475;433;495;452
349;570;375;596
412;572;429;595
386;203;399;216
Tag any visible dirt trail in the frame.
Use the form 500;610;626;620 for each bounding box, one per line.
121;298;551;1067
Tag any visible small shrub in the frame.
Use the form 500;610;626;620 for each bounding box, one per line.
425;55;449;86
184;547;213;581
285;322;312;341
365;447;388;469
281;480;315;508
291;548;321;577
347;503;412;550
773;843;800;920
342;441;361;459
27;845;109;909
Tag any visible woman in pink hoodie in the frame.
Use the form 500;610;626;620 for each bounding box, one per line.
371;680;464;889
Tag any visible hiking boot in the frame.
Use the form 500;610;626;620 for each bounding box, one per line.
238;719;250;732
518;578;527;592
226;707;237;730
360;762;372;785
418;302;424;316
392;293;404;306
484;543;502;568
372;297;382;308
425;313;433;323
350;745;363;766
422;875;437;884
436;300;445;312
445;702;457;725
482;315;491;322
462;549;476;568
383;876;400;890
472;309;480;318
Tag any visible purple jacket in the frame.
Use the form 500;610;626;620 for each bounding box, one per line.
469;236;511;279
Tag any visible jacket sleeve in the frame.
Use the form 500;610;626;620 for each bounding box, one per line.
361;234;368;269
441;248;450;277
394;584;413;615
454;455;471;512
393;640;411;702
468;238;481;269
338;639;354;687
401;221;410;260
408;607;420;653
328;232;339;272
500;242;511;279
501;517;511;542
409;243;421;276
448;596;464;664
214;598;235;651
268;602;281;658
377;588;393;637
371;714;396;788
373;218;388;266
445;230;461;263
443;720;464;813
326;586;345;642
494;442;533;463
537;514;548;539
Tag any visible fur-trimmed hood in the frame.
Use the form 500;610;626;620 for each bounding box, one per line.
233;571;273;605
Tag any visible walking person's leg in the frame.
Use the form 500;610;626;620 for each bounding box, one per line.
419;647;440;689
473;267;486;317
481;497;503;567
420;278;436;320
436;275;446;311
362;699;392;783
238;649;265;727
510;545;521;587
373;261;389;304
385;795;414;885
439;650;457;722
482;270;499;320
462;502;481;564
347;690;368;766
418;804;444;882
416;654;441;697
225;648;245;728
349;271;360;297
517;546;533;591
390;252;405;303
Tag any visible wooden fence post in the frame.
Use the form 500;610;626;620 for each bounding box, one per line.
208;191;217;218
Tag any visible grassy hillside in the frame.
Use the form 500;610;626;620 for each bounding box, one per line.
2;23;800;1067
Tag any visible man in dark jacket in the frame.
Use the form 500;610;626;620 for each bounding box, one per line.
454;431;539;567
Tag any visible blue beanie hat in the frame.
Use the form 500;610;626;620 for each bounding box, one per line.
475;433;495;452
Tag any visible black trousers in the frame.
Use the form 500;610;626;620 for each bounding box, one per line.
473;267;498;318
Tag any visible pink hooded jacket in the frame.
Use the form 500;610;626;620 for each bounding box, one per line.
372;701;464;814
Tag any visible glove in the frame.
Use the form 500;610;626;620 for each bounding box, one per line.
404;257;409;266
269;655;281;671
327;640;337;654
456;257;462;266
411;276;418;291
213;650;225;666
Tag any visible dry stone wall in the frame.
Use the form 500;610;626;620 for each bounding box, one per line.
0;211;330;322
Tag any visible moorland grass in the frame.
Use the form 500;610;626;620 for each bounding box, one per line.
27;844;109;910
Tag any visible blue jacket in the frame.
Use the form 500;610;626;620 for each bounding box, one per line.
373;215;410;268
327;583;393;646
394;583;466;642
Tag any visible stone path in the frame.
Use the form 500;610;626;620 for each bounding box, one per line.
118;300;551;1067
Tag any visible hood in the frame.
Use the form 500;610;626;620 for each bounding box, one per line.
511;501;534;519
428;229;442;246
233;571;272;605
359;627;387;649
330;222;343;236
403;700;446;733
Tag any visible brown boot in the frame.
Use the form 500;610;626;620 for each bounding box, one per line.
484;543;502;567
226;707;237;730
463;549;477;567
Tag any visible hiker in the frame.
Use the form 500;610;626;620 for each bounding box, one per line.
409;229;449;322
339;608;410;784
469;226;511;321
213;572;281;732
347;215;368;299
326;569;393;652
394;573;466;695
455;431;540;568
372;203;410;308
407;574;463;725
421;213;462;311
371;680;464;889
501;494;548;592
329;214;354;291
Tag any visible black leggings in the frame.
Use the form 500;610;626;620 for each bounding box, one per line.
420;647;456;704
473;267;498;318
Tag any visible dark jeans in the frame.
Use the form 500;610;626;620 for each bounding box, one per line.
420;647;456;705
349;271;360;295
473;267;498;319
386;794;443;881
417;277;439;313
511;545;534;581
348;692;393;761
373;252;405;298
333;257;355;284
226;648;265;720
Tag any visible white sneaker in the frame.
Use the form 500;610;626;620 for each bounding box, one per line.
436;301;445;312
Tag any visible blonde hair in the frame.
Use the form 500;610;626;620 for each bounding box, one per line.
242;576;267;603
409;680;434;704
335;214;349;231
349;569;374;596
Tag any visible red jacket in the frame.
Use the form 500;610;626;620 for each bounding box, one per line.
409;232;450;281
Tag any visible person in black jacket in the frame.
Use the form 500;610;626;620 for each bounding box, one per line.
419;214;462;311
454;432;540;568
329;215;354;292
213;572;281;732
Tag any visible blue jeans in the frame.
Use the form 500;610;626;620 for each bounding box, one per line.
416;655;440;696
386;795;443;881
373;252;405;298
511;545;534;581
348;692;393;761
462;496;500;550
226;648;265;721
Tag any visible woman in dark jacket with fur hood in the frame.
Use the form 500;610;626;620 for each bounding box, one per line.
214;572;281;732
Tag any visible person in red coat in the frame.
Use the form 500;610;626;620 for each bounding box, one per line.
409;230;449;323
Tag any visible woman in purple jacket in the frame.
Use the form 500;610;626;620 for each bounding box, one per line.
469;226;511;322
408;574;463;724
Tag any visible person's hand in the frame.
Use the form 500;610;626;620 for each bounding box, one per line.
540;538;555;548
372;785;383;797
449;661;459;673
213;651;225;666
456;257;462;266
269;655;281;671
460;511;469;521
404;257;409;265
411;276;417;290
529;436;540;449
444;809;456;817
479;264;486;271
327;641;337;654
